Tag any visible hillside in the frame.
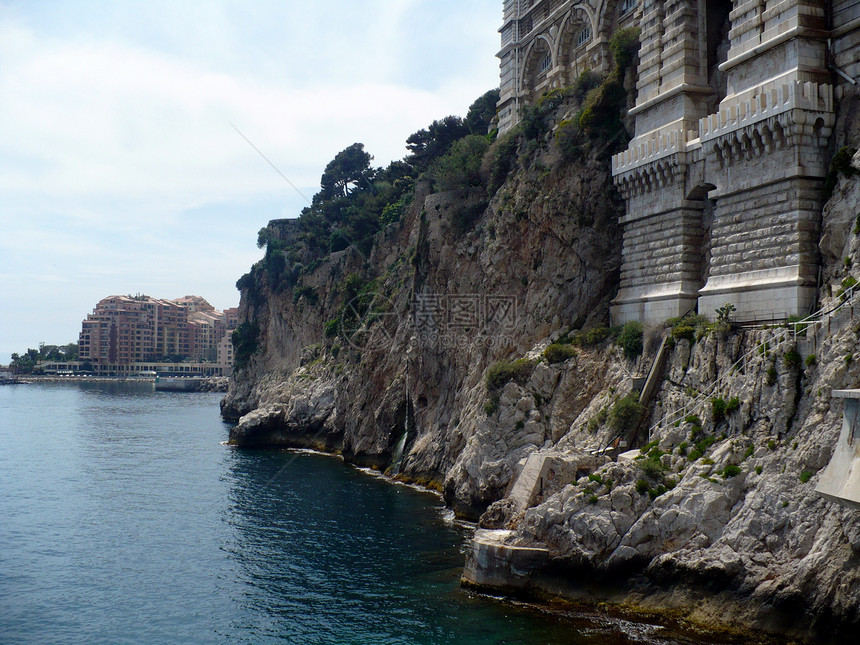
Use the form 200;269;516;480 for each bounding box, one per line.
221;39;860;641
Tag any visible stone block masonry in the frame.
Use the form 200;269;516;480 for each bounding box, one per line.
609;0;854;324
498;1;860;324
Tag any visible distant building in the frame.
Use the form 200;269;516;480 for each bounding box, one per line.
78;295;237;375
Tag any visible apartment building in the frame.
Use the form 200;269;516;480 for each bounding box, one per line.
78;295;237;374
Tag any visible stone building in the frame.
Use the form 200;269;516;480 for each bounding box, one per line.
498;1;860;323
497;0;641;134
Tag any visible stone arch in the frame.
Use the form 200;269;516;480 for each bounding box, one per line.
521;35;555;98
556;5;599;81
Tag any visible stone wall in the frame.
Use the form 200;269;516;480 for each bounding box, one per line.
608;0;858;324
498;1;860;324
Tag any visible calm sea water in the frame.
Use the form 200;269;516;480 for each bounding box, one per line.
0;382;730;644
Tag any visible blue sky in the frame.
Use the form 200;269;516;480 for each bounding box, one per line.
0;0;502;362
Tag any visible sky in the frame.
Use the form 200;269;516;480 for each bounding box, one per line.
0;0;502;363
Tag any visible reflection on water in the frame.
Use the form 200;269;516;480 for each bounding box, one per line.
0;382;735;644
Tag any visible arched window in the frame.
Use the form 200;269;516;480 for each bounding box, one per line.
577;25;592;47
620;0;637;16
540;52;552;73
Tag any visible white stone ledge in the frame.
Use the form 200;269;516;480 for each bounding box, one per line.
699;81;834;144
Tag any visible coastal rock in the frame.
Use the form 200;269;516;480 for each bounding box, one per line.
222;85;860;640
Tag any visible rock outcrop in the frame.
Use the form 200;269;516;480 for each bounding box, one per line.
222;83;860;641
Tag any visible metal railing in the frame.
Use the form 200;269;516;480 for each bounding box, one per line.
646;280;860;441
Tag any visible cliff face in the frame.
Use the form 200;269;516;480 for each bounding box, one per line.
222;123;625;517
223;79;860;640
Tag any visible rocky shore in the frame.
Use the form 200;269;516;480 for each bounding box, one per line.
221;80;860;640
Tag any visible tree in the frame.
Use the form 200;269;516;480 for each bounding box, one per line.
405;116;470;173
465;88;501;135
320;143;375;199
10;349;38;374
430;134;491;191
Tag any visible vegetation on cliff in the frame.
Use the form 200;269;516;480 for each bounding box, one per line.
220;24;860;641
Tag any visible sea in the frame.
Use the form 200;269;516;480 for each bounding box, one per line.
0;382;736;644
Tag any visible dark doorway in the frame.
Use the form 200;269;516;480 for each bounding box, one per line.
706;0;733;112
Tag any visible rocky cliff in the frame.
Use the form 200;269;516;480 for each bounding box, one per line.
222;69;860;640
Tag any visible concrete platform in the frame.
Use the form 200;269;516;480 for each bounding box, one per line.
461;529;549;590
816;390;860;510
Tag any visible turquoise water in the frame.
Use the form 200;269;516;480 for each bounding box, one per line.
0;382;727;644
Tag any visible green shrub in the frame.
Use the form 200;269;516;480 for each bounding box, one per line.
671;324;696;342
609;392;643;434
588;473;603;485
324;318;340;338
805;354;817;368
712;397;727;423
722;464;741;478
824;146;858;198
678;441;688;456
292;285;319;305
685;414;702;426
766;367;778;386
755;465;763;475
487;130;519;196
689;423;704;440
725;397;741;414
543;343;577;364
588;495;599;505
617;320;644;359
783;349;801;369
838;276;858;300
609;27;641;74
635;479;649;495
696;435;716;453
800;470;813;483
484;398;499;416
232;321;260;369
584;326;610;345
743;445;754;460
767;439;777;450
688;449;704;461
638;457;665;480
639;439;659;454
486;358;535;391
554;118;585;163
648;484;667;500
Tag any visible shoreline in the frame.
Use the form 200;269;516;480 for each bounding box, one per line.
224;435;799;643
14;375;229;391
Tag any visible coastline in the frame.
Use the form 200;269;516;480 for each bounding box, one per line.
14;375;229;392
225;436;791;643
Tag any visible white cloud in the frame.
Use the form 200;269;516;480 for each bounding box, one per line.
0;0;502;360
